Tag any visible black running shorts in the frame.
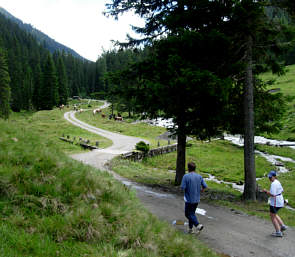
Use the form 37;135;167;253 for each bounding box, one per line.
270;206;282;214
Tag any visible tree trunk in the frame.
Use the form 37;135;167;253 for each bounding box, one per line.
174;125;186;185
243;35;256;201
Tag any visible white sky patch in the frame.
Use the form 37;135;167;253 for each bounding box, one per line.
0;0;144;61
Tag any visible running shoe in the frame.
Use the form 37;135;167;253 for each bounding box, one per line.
271;231;283;237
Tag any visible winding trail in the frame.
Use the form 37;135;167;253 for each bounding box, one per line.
64;106;147;171
64;109;295;257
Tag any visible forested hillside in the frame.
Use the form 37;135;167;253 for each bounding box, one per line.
0;7;84;60
0;9;144;114
0;11;94;111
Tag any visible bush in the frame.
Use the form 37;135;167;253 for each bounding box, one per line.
135;141;150;154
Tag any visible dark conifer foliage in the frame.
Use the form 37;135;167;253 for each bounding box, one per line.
0;7;84;60
32;62;43;110
0;46;11;119
40;54;59;110
0;11;99;111
56;54;69;105
0;8;149;112
105;0;294;191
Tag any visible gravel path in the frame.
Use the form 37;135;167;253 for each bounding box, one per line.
64;110;295;257
64;109;147;170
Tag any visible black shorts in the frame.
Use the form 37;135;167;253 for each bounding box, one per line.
270;206;282;214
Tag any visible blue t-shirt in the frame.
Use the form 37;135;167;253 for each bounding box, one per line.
180;172;207;203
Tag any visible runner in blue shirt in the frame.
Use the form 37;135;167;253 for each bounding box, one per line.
181;162;207;234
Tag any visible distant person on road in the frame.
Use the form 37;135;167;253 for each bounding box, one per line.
181;162;207;234
263;170;287;237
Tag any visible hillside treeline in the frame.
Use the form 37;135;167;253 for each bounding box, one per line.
0;12;94;111
0;11;143;113
1;4;294;116
0;7;84;60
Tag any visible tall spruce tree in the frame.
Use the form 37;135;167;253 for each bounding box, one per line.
225;0;295;200
105;0;239;185
22;66;34;110
56;56;69;105
0;46;11;119
32;62;43;110
40;53;58;110
111;32;238;184
8;40;23;112
105;0;293;191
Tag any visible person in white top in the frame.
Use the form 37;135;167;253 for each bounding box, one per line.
263;170;287;237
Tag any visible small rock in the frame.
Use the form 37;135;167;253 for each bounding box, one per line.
92;203;98;209
87;193;96;200
275;161;284;166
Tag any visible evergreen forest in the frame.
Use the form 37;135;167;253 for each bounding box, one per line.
0;9;143;113
1;4;295;116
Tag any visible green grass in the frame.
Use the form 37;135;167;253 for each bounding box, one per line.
8;103;112;154
226;165;295;226
111;139;295;227
77;108;175;148
1;63;294;256
111;140;274;185
256;144;295;160
260;64;295;141
0;119;218;257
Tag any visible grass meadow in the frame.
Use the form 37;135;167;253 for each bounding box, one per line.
1;65;295;256
0;115;218;256
77;108;175;148
110;139;295;227
260;65;295;141
8;100;112;154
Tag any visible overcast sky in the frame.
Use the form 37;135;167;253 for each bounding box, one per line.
0;0;144;61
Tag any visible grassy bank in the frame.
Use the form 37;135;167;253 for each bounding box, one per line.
2;65;294;256
78;108;174;148
111;140;274;186
256;144;295;160
0;119;218;257
260;64;295;141
110;139;295;227
8;102;112;154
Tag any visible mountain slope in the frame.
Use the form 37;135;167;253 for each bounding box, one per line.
0;6;86;60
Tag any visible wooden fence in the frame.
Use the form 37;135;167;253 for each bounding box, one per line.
121;143;177;161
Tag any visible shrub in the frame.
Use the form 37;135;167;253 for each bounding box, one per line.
135;141;150;154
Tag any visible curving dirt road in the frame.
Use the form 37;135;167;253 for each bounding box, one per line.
64;109;295;257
